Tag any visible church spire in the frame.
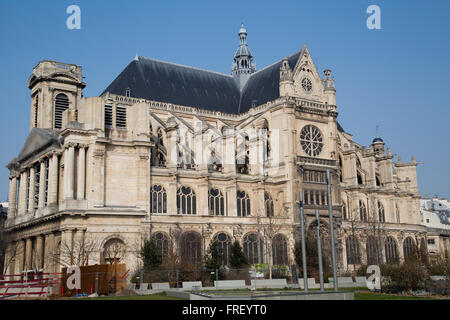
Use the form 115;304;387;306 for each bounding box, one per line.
232;24;256;90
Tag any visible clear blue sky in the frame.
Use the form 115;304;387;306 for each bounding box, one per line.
0;0;449;201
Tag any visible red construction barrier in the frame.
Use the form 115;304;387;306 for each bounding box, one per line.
0;272;63;299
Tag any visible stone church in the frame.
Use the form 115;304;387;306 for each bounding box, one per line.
3;25;427;275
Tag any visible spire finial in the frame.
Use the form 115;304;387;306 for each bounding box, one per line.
134;51;139;61
232;23;256;90
376;125;379;138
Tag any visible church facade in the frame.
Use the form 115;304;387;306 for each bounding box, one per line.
3;25;427;275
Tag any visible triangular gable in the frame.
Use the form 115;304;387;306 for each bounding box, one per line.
16;128;63;163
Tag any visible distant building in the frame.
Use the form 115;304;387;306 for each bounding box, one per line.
420;198;450;256
0;202;8;274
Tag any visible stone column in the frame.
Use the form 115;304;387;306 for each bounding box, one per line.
48;153;59;205
18;171;28;216
223;127;236;174
63;144;75;200
38;160;47;210
256;182;265;217
25;238;32;270
168;178;178;215
16;240;25;276
226;183;238;217
61;229;74;265
256;133;265;176
36;235;44;270
398;237;405;262
77;145;86;200
28;166;36;215
74;229;85;264
7;176;18;218
198;178;209;216
165;121;178;169
44;233;55;273
249;129;258;175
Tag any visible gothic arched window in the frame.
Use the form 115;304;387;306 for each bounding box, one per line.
243;233;263;265
150;185;167;214
152;232;169;259
177;186;196;215
265;192;274;217
180;232;202;265
359;200;367;221
54;93;69;129
366;236;380;265
346;236;361;265
403;237;416;261
156;152;166;167
212;233;232;266
237;190;251;217
272;234;288;266
209;188;225;216
102;238;126;264
385;236;399;264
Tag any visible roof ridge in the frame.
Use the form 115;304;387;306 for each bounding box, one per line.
137;56;234;78
250;50;301;75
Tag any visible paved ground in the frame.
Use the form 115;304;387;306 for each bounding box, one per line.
83;290;450;300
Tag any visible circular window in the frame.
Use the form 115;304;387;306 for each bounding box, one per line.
301;78;312;92
300;125;323;157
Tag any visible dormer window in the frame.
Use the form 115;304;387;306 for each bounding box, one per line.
125;87;130;97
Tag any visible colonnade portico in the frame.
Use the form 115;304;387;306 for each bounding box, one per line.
7;142;89;223
5;228;89;275
5;140;89;275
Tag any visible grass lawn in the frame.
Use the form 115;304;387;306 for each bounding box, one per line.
86;292;184;300
355;291;448;300
82;289;449;300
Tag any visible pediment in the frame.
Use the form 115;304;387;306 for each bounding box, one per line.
15;128;63;164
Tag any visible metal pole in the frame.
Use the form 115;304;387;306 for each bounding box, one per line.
316;208;324;292
140;270;144;294
215;268;219;289
299;191;308;293
176;270;179;289
327;169;338;292
95;272;99;295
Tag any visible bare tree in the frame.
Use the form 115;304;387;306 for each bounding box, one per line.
344;209;363;273
47;237;100;268
1;240;21;275
102;239;126;265
262;215;285;279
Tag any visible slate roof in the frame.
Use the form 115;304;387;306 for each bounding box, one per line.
102;50;302;114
